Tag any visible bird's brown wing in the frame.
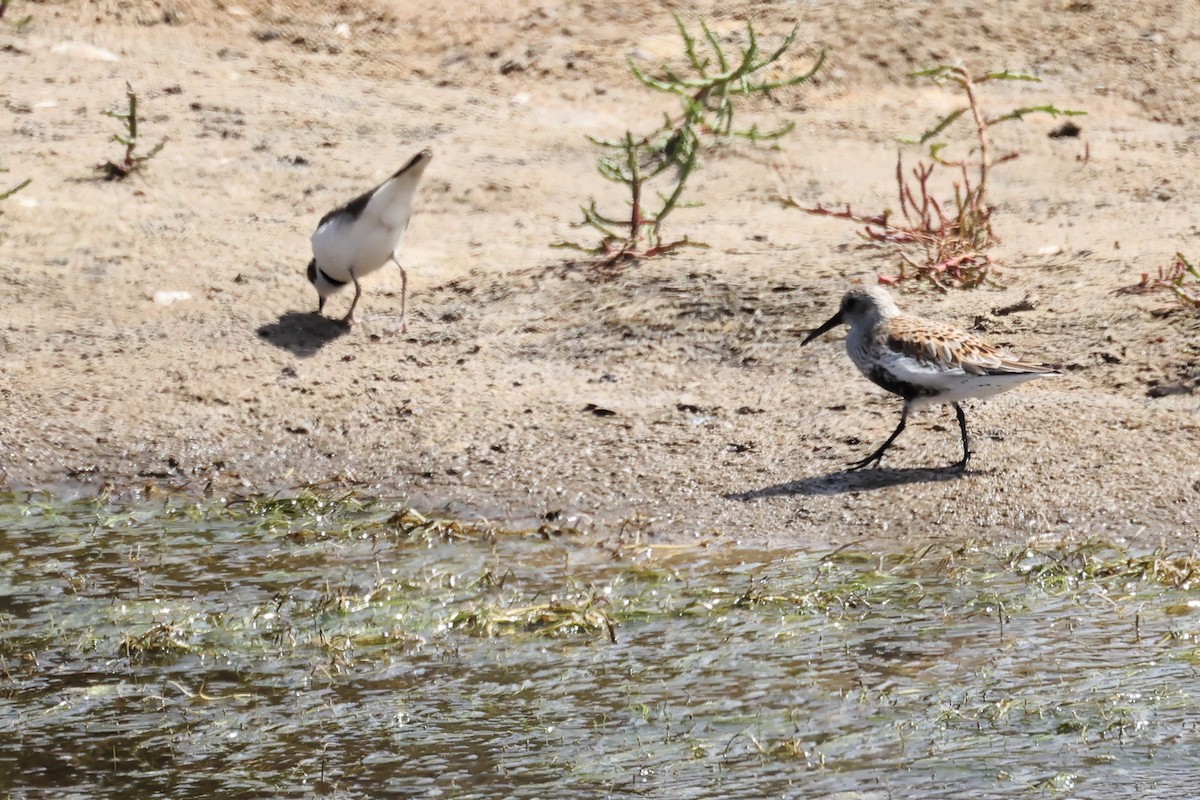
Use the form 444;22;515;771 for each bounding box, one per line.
884;315;1053;376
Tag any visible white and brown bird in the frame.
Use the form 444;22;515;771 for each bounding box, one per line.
307;149;432;329
802;287;1058;471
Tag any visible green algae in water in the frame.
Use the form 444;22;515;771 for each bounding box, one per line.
1;491;1199;798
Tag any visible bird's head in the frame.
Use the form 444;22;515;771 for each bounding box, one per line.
802;287;900;345
306;258;339;312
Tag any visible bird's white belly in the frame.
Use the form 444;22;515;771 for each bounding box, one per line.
848;337;1047;408
908;371;1046;407
311;217;403;283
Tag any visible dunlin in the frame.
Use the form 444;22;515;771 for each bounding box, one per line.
307;149;433;329
802;287;1057;471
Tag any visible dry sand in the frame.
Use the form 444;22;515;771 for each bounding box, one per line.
2;0;1198;546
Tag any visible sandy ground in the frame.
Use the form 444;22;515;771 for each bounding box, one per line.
1;0;1198;546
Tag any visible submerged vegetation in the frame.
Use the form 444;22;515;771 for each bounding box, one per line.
2;490;1199;797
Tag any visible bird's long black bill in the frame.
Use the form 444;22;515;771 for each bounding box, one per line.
801;310;844;345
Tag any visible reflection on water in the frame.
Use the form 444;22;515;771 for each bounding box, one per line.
0;492;1197;799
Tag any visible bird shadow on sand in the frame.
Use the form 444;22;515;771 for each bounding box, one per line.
257;311;348;357
727;465;968;501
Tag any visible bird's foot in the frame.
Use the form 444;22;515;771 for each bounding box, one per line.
846;450;886;471
340;313;356;328
947;451;972;473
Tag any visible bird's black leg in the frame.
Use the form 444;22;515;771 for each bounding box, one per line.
390;254;408;333
848;405;909;470
342;269;362;326
950;402;971;471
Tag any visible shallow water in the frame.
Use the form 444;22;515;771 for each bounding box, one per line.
1;492;1197;799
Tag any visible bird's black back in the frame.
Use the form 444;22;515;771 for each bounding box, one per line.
316;151;431;229
318;187;373;229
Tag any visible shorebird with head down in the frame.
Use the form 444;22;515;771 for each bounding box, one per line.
802;287;1058;471
307;149;433;330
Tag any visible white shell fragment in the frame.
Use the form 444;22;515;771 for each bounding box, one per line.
50;42;120;62
153;290;193;306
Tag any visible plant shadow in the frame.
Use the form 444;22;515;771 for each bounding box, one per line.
257;311;348;357
727;465;967;501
